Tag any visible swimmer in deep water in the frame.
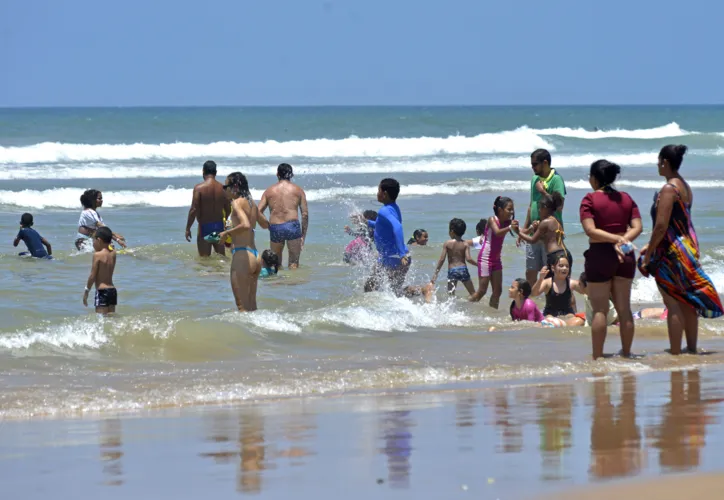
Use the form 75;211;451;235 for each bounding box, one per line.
217;172;270;311
407;229;429;246
14;213;52;259
185;160;230;257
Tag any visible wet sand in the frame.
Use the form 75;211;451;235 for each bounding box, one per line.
3;367;724;499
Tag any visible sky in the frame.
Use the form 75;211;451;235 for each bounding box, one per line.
1;0;721;107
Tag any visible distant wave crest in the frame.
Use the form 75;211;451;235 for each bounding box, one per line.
0;129;552;164
3;179;724;209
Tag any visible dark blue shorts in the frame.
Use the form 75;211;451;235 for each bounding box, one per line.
200;221;224;238
270;220;302;243
448;266;471;282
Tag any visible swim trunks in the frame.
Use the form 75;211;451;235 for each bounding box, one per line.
269;219;303;243
584;243;635;282
200;221;225;238
18;252;52;260
95;288;118;308
448;266;471;283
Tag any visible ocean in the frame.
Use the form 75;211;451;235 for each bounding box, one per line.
2;105;724;419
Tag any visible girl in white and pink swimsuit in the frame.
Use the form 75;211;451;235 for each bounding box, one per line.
470;196;518;308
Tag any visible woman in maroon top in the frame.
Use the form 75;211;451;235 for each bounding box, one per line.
580;160;643;360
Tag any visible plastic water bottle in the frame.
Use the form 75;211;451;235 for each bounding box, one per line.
620;242;634;254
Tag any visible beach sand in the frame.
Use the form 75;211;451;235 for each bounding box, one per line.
3;367;724;499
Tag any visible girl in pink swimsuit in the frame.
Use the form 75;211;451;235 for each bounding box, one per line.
470;196;518;308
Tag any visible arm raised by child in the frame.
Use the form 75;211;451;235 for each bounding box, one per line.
531;266;552;297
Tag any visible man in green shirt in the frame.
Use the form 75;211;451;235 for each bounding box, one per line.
519;149;567;286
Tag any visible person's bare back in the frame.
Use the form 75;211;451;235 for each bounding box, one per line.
185;161;230;257
431;220;477;296
444;239;470;269
261;182;305;225
258;163;309;269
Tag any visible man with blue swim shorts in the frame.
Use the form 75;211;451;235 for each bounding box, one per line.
185;160;230;257
259;163;309;269
363;178;432;300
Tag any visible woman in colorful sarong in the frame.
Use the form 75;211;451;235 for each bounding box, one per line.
639;145;724;354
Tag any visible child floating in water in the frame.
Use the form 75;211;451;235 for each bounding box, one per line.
407;229;429;246
13;213;52;259
633;307;668;320
82;227;117;315
470;196;518;308
532;256;585;327
517;192;571;274
430;218;477;296
343;210;377;265
260;249;280;278
509;278;544;323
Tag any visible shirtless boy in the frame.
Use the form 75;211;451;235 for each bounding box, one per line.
258;163;308;269
430;218;477;296
185;160;230;257
83;227;117;315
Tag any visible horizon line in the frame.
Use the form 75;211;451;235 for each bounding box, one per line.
2;103;724;110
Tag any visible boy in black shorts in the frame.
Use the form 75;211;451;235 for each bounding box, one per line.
82;227;117;314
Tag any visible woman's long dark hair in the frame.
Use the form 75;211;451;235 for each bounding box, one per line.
226;172;251;200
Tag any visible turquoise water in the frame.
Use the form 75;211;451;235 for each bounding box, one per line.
1;106;724;418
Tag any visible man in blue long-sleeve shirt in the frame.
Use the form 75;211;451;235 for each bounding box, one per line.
364;178;432;299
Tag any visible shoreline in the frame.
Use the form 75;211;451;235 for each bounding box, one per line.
4;366;724;498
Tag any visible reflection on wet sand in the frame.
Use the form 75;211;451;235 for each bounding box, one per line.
238;411;267;494
589;375;644;479
650;370;718;472
455;393;477;452
537;384;573;480
99;418;123;486
275;411;315;466
186;368;724;497
488;388;523;453
380;401;414;489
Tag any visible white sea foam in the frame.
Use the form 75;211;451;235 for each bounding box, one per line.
533;122;690;140
4;178;724;209
0;152;660;180
0;129;552;164
219;293;476;334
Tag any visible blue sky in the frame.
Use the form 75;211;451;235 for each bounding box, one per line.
1;0;721;106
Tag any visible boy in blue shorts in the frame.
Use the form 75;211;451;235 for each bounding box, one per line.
430;218;477;296
13;213;52;259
